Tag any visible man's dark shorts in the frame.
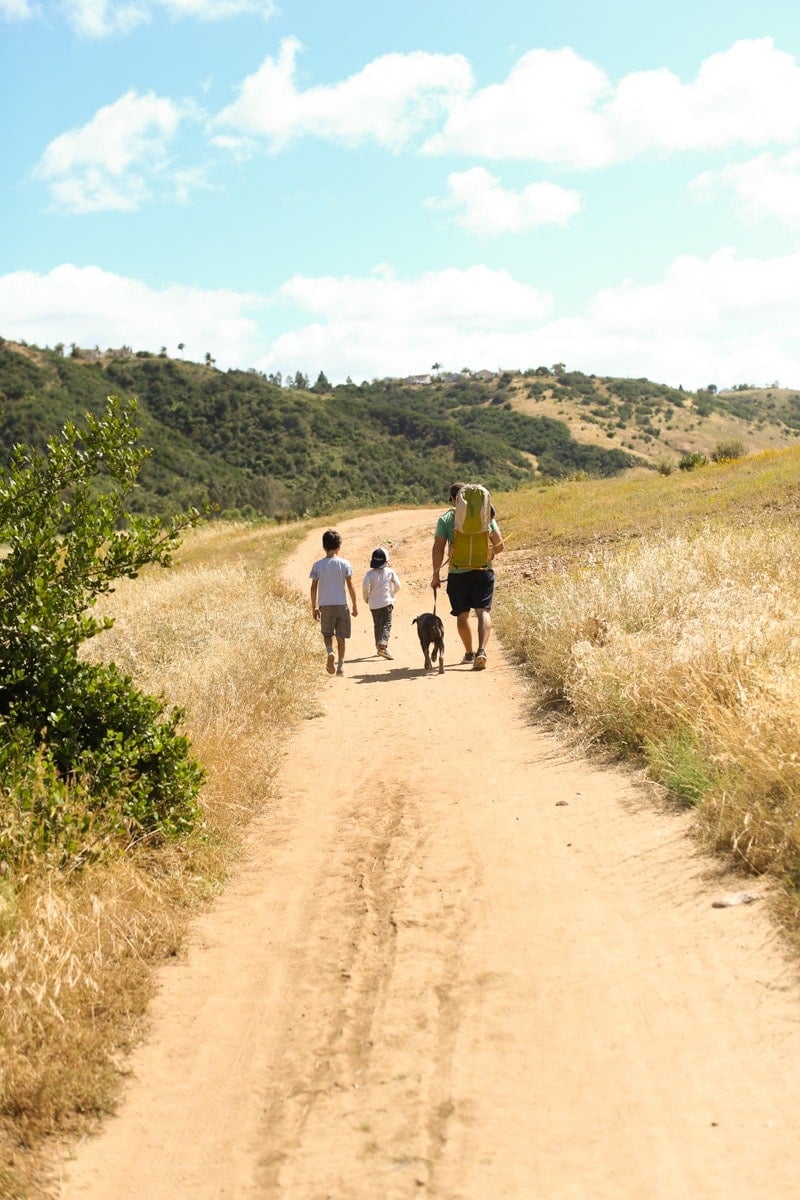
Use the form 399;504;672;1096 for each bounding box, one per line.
446;569;495;616
320;604;351;639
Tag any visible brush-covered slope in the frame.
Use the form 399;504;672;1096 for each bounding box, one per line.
2;341;797;519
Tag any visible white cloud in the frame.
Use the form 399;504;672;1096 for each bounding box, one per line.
259;265;553;379
60;0;276;37
7;252;800;391
33;90;200;212
692;150;800;228
213;36;473;150
61;0;149;36
606;39;800;156
424;38;800;169
0;0;37;19
207;133;257;161
257;250;800;388
158;0;276;16
279;264;552;326
533;247;800;387
256;266;551;379
0;265;264;367
425;48;614;169
426;167;581;235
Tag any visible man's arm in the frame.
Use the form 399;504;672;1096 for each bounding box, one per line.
431;534;448;590
489;527;504;560
310;579;320;620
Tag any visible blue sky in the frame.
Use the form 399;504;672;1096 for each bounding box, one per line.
2;0;800;388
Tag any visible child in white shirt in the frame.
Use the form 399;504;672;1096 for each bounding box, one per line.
362;547;402;660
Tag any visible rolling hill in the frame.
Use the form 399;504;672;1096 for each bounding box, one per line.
2;339;798;520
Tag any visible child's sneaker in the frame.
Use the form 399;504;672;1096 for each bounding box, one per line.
326;652;335;675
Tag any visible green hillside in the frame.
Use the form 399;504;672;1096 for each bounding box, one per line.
2;340;798;520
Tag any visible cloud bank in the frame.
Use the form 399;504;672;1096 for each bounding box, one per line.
0;265;264;366
5;253;800;391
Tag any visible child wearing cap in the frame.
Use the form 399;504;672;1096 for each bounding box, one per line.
362;547;402;660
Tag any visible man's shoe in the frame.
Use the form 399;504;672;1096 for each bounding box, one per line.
461;651;475;664
326;652;336;675
336;663;345;676
473;649;487;670
378;647;394;660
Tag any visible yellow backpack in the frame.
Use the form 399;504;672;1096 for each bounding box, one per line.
451;484;492;569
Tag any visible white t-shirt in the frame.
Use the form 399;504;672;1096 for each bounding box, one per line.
362;566;401;610
310;555;353;606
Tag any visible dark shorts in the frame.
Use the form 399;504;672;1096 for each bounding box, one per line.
446;569;495;616
320;605;351;639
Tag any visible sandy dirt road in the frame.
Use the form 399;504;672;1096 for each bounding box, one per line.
59;509;800;1200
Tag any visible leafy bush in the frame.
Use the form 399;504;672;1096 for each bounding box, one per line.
678;451;709;471
0;397;204;869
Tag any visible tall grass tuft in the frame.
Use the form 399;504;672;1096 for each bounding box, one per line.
495;524;800;884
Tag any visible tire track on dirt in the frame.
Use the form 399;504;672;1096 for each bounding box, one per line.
255;764;485;1197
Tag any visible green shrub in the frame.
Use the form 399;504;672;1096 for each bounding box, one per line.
678;451;709;471
0;397;204;869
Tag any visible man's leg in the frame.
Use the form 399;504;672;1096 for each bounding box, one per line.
476;608;492;649
448;575;475;661
473;568;495;669
456;610;474;654
336;635;346;672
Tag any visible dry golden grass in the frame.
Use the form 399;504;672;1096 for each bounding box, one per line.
494;456;800;921
495;445;800;577
85;557;318;842
0;520;319;1197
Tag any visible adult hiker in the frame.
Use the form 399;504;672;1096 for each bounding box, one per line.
431;481;504;671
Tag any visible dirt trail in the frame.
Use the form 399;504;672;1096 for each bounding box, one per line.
59;509;800;1200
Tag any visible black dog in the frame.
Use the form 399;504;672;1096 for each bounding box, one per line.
412;613;445;674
